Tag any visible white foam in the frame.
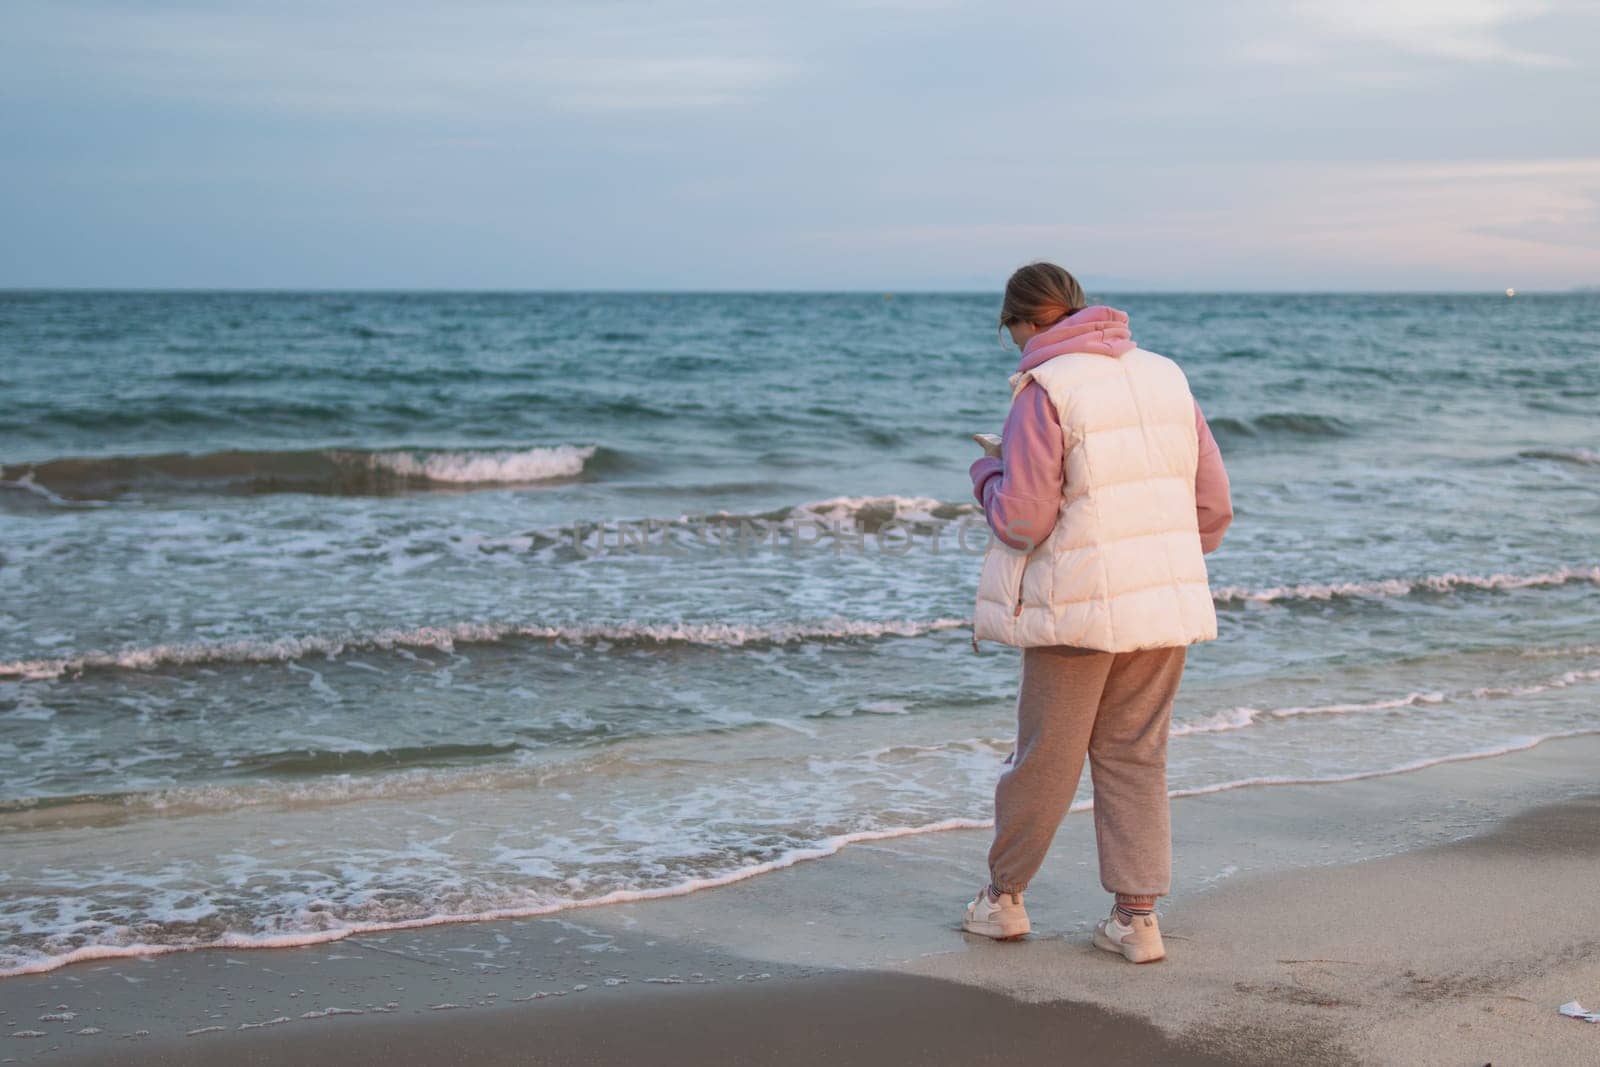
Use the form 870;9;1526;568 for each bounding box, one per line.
9;562;1594;682
1171;690;1447;737
1213;565;1600;605
1468;668;1600;700
6;664;1595;825
0;617;972;680
783;495;979;524
6;728;1597;980
1171;664;1600;739
1161;728;1600;804
357;446;595;484
0;472;99;507
1520;644;1600;659
0;813;986;979
7;559;1596;681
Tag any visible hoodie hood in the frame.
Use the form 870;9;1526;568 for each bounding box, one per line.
1016;305;1135;373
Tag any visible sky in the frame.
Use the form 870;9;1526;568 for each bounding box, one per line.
2;0;1598;291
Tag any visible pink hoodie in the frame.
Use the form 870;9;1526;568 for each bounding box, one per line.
969;306;1233;553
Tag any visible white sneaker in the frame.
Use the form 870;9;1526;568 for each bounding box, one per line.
1092;904;1165;963
961;885;1030;940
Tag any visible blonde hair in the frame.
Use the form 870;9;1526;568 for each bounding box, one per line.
998;262;1086;332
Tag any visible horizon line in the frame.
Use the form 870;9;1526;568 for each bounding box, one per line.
1;286;1591;296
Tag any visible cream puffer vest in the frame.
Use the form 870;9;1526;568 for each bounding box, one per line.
972;347;1218;652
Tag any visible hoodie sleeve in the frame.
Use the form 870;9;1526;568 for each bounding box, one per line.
968;380;1063;551
1194;399;1233;553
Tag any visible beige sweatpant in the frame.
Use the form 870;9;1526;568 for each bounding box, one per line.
987;643;1187;898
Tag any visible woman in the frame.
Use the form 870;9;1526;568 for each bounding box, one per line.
961;262;1233;964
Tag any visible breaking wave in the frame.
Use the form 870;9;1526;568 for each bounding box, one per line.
6;563;1595;680
0;445;615;500
1519;447;1600;467
1212;566;1600;605
0;618;973;680
1171;667;1600;738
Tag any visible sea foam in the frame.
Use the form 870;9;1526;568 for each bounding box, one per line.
4;727;1597;980
1212;565;1600;605
9;664;1595;824
5;563;1596;680
0;618;973;680
353;446;595;484
0;444;601;501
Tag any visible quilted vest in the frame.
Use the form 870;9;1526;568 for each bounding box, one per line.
972;347;1218;652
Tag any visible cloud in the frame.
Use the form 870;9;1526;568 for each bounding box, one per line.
788;157;1600;289
1289;0;1570;66
4;2;1598;288
5;2;799;118
1191;156;1600;284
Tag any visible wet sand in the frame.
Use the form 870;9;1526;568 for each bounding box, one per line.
76;970;1255;1067
5;734;1598;1066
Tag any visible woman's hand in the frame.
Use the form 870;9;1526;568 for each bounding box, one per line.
973;433;1003;458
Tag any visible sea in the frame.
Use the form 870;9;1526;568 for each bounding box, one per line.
1;290;1596;977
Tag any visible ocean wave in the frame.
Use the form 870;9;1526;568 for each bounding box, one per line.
12;665;1596;826
6;563;1594;679
607;493;980;533
1467;668;1600;699
553;495;972;537
166;363;560;388
1170;690;1447;737
1520;643;1600;659
0;810;997;979
1162;729;1600;803
778;494;980;530
0;474;108;510
0;750;591;822
4;727;1596;979
1170;665;1600;738
663;494;981;537
1211;566;1600;605
1519;447;1600;467
352;447;597;485
0;445;612;500
490;494;986;558
0;618;973;680
1207;412;1354;440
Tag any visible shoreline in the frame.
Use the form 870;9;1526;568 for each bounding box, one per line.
7;725;1596;982
5;733;1599;1064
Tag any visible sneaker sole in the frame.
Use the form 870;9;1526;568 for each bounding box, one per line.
962;918;1030;941
1092;925;1165;963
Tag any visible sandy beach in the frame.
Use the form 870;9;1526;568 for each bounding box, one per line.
6;1;1599;1061
2;732;1595;1066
